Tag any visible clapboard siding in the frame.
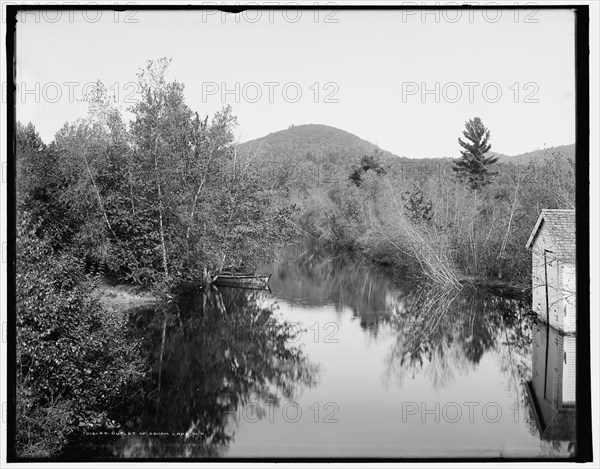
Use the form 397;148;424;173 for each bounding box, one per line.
562;335;576;403
562;265;576;332
526;210;576;333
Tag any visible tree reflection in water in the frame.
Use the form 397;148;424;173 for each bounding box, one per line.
271;242;534;392
383;285;534;391
269;242;413;334
110;286;320;458
87;240;575;458
271;241;576;455
272;242;538;415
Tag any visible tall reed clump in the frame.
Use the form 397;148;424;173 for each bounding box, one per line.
372;181;462;289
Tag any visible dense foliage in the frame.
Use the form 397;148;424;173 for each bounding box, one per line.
15;58;298;457
349;152;387;187
238;124;408;194
19;58;297;289
260;122;575;285
16;212;147;457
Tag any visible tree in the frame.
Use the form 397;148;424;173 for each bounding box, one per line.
349;151;387;186
130;58;194;280
402;185;433;222
452;117;498;190
16;122;50;222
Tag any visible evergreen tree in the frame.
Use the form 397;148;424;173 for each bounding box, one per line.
452;117;498;190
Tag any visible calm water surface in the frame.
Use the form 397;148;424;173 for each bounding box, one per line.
70;242;576;459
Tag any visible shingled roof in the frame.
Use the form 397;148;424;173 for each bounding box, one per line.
525;209;576;262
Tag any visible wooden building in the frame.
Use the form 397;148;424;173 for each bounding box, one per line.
525;209;576;333
525;321;576;441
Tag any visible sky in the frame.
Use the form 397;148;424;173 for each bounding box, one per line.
14;7;576;158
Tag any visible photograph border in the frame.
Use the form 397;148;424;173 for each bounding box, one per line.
4;3;592;463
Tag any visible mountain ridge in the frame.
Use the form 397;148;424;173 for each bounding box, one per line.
238;123;575;165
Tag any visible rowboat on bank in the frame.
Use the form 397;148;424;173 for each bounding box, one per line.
212;273;272;290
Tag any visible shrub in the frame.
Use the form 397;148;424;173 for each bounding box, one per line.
16;213;147;457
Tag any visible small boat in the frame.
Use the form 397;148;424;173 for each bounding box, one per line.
212;273;272;290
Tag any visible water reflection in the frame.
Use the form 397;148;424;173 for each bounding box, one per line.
260;241;574;457
271;241;535;391
68;240;577;458
267;242;413;332
110;287;320;458
524;321;576;454
383;286;533;390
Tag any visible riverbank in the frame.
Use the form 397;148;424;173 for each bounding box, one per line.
310;236;531;300
93;279;159;313
457;275;531;301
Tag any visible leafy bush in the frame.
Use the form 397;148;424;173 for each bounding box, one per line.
16;213;147;457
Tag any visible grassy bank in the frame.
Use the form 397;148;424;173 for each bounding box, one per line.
93;278;159;312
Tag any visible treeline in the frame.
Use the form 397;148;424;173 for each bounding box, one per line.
15;58;296;457
283;119;575;286
18;58;296;289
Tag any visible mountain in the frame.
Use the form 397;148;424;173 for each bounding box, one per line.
238;124;409;166
238;124;574;167
493;144;575;165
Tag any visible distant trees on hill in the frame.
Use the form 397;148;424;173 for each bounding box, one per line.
294;119;574;284
349;152;387;187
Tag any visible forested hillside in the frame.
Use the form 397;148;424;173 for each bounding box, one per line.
239;124;574;167
239;121;575;286
495;144;575;165
237;124;408;192
239;123;407;163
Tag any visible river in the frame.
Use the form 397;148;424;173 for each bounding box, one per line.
66;241;576;459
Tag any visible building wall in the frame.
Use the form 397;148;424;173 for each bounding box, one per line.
532;223;554;323
547;255;561;330
561;264;576;333
531;222;576;332
531;225;548;321
562;335;576;403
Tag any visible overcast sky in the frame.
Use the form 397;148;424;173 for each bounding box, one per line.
14;7;575;158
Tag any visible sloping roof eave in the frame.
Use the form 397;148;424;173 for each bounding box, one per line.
526;209;576;252
526;212;545;249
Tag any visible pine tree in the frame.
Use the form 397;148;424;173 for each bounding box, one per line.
452;117;498;190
